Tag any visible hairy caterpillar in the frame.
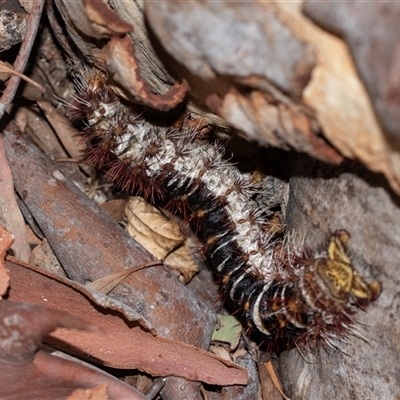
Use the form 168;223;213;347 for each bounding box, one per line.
69;71;381;352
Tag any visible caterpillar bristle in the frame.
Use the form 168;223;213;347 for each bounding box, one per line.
67;69;381;353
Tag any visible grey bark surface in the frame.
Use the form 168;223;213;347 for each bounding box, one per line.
280;156;400;399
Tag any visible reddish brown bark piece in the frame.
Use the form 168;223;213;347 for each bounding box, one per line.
0;300;146;400
6;259;248;386
7;255;154;332
0;300;97;363
106;36;189;111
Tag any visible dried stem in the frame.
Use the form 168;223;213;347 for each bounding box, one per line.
0;0;45;121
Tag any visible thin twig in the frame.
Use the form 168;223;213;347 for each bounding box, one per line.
0;61;45;92
0;0;45;121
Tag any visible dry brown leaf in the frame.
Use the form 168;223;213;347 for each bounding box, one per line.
36;100;84;160
0;138;31;262
7;256;154;333
126;197;183;260
6;258;247;386
207;88;342;163
106;36;189;111
86;262;160;295
0;226;12;297
29;238;68;278
83;0;132;35
99;199;128;222
126;197;198;282
303;1;400;146
164;239;198;283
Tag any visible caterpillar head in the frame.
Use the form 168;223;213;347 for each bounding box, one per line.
315;230;381;307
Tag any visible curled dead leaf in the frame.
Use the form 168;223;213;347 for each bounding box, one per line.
54;0;131;40
275;2;400;194
106;36;189;111
126;197;198;282
84;0;132;35
164;240;198;283
207;89;342;164
126;197;183;259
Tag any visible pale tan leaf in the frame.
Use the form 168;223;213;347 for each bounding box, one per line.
86;261;160;295
164;239;198;283
126;197;184;260
126;197;198;282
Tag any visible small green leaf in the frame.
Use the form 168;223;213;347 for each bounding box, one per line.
212;315;242;351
